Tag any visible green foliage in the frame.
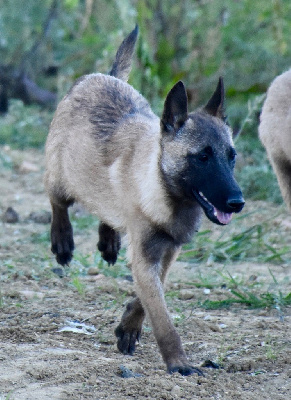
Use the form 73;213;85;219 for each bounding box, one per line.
0;100;52;148
201;289;291;310
70;213;99;232
0;0;53;67
30;231;50;244
236;163;282;203
70;276;86;296
94;250;131;279
180;208;291;265
1;0;290;111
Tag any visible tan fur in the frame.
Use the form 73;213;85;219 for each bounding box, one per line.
45;73;192;371
45;73;172;230
259;69;291;209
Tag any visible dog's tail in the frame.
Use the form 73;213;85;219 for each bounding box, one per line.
109;25;139;82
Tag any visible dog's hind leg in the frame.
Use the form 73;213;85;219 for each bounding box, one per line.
97;222;121;265
115;297;145;355
50;197;74;266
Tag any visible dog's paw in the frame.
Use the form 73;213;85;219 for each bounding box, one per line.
51;229;74;266
115;324;141;355
98;241;119;265
97;224;121;265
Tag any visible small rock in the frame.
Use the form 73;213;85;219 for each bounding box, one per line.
87;266;99;276
226;359;254;373
178;289;195;300
171;385;182;397
87;273;106;282
118;365;143;378
117;279;135;296
51;267;65;278
87;373;97;385
124;274;133;282
28;211;51;224
2;207;19;223
201;359;221;369
19;290;45;300
203;288;211;295
208;323;222;333
98;280;118;293
19;160;39;173
197;376;208;385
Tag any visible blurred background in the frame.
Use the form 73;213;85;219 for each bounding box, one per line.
0;0;290;202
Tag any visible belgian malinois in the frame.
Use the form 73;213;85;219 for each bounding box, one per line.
45;26;245;375
259;69;291;211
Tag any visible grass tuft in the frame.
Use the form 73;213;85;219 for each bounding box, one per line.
180;209;291;265
201;289;291;310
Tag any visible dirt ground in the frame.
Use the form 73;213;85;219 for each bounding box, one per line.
0;147;290;400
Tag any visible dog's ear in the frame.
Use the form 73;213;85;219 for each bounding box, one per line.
161;81;188;135
204;77;226;120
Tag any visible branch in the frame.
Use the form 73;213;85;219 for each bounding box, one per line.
0;65;56;109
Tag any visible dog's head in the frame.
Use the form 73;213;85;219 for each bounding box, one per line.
160;78;244;225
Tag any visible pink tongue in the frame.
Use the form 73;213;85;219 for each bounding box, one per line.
215;208;233;225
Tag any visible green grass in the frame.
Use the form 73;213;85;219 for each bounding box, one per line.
1;391;15;400
167;265;291;313
180;209;291;265
30;231;50;244
70;213;99;231
201;290;291;310
93;249;131;279
70;276;86;296
0;100;53;149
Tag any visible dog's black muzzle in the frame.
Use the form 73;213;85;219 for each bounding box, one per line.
226;196;245;213
193;190;245;226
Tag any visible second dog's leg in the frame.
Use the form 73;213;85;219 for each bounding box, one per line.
270;155;291;212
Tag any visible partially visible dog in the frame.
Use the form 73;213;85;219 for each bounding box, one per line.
259;69;291;210
45;26;244;375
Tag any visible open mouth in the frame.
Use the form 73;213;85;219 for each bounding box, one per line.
192;190;233;226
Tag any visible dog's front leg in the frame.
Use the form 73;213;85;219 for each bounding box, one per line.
115;246;179;356
129;228;203;376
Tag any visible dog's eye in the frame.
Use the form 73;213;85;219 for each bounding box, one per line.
198;153;209;162
229;149;237;162
198;146;212;163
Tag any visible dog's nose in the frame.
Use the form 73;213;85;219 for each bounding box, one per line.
227;196;245;213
